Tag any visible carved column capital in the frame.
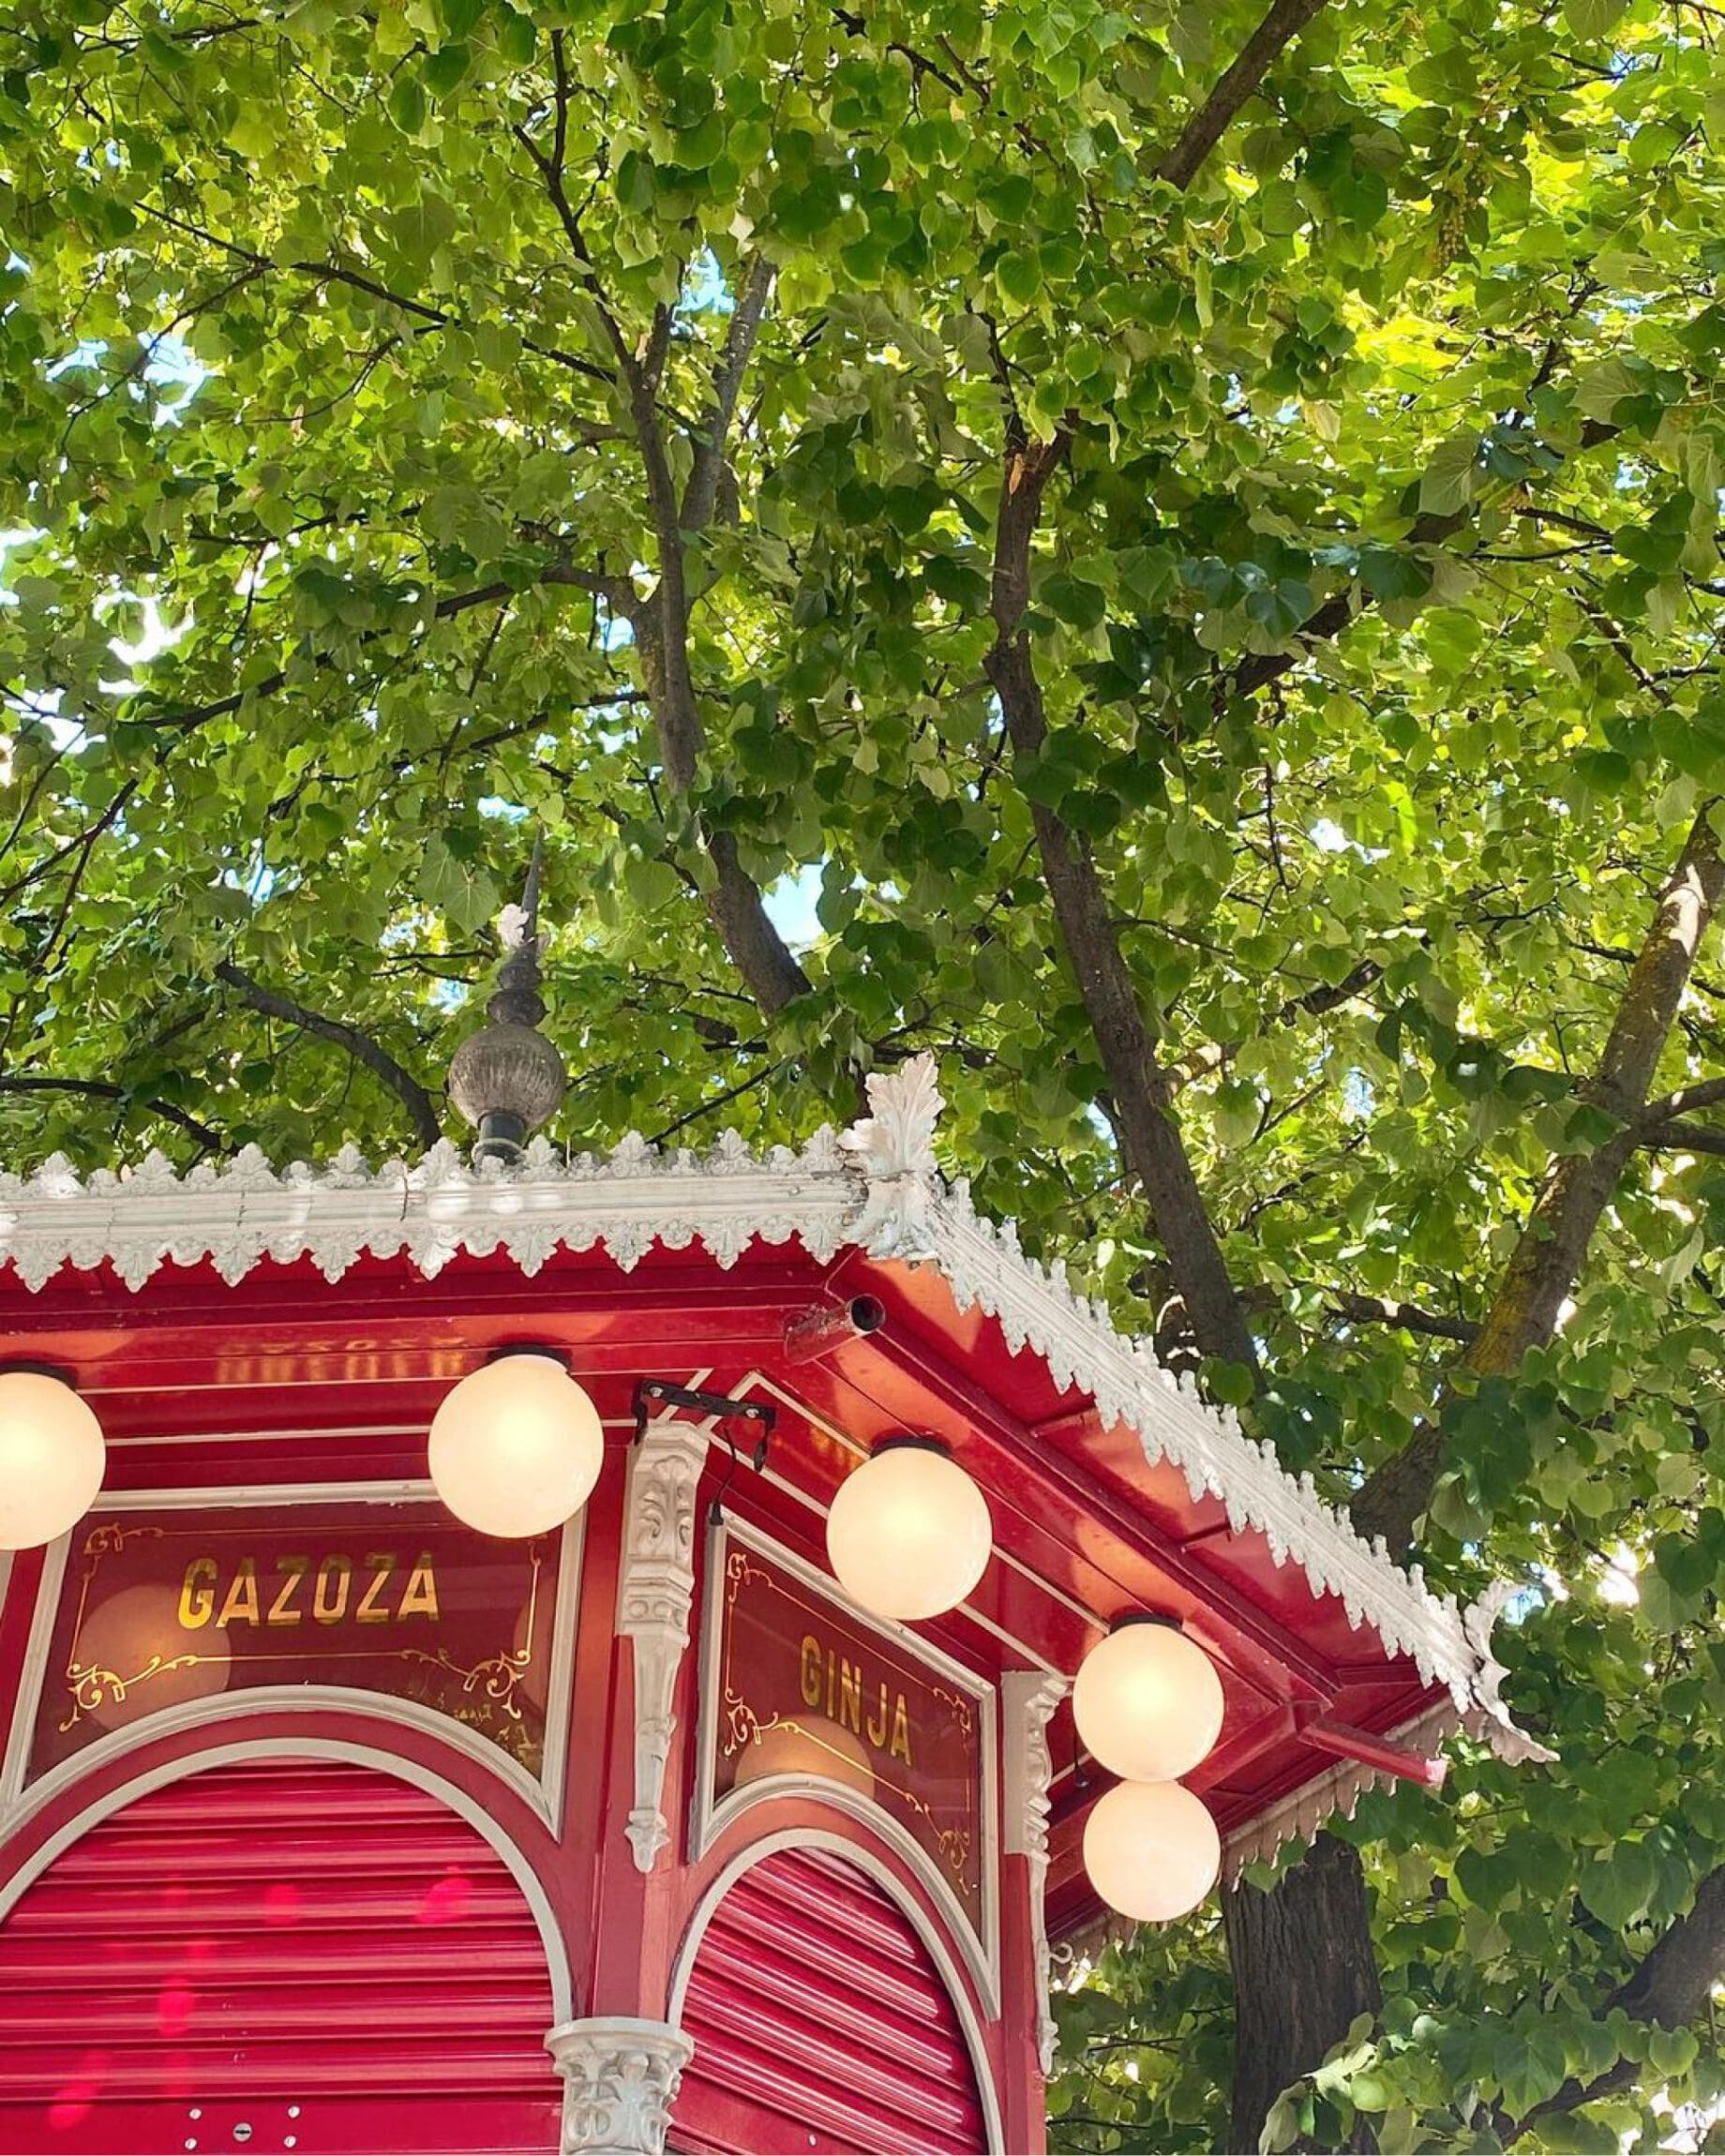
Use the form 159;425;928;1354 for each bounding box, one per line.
546;2016;696;2156
617;1416;709;1870
1003;1669;1069;2077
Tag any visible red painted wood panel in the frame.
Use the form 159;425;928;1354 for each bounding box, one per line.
672;1848;987;2156
0;1759;559;2155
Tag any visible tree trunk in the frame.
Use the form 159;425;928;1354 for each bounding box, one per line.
1223;1835;1382;2152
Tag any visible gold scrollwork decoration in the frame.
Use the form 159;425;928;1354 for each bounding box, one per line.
81;1522;164;1563
401;1544;542;1729
57;1524;181;1731
898;1785;978;1895
58;1650;205;1732
401;1641;532;1721
930;1683;975;1740
721;1683;767;1757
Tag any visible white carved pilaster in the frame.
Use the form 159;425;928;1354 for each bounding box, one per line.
616;1417;708;1871
1003;1669;1069;2078
546;2016;695;2156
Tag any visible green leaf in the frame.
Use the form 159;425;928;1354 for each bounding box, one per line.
1581;1842;1657;1932
996;251;1041;307
1563;0;1629;36
387;76;428;136
1419;433;1482;517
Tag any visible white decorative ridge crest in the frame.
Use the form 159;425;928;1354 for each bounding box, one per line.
838;1054;943;1258
0;1054;1536;1774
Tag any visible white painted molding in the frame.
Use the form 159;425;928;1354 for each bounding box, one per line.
838;1053;944;1258
1002;1669;1068;2077
616;1417;708;1871
668;1828;1006;2156
0;1056;1541;1817
545;2015;695;2156
1219;1696;1520;1880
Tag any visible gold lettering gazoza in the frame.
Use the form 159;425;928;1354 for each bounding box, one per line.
173;1552;442;1629
267;1556;308;1626
177;1557;216;1629
38;1507;554;1788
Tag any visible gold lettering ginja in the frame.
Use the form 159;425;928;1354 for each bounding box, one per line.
795;1629;914;1768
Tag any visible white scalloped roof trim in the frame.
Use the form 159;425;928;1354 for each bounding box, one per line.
926;1180;1541;1763
0;1130;856;1292
0;1119;1536;1762
1219;1699;1463;1880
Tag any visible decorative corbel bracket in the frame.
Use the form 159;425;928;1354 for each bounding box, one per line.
616;1415;709;1872
1002;1669;1070;2079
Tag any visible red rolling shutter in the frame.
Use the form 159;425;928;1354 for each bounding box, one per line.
0;1758;559;2156
671;1847;987;2156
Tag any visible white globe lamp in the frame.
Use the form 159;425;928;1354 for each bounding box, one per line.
1083;1778;1222;1923
429;1347;604;1539
826;1436;992;1623
1072;1614;1225;1784
733;1715;877;1803
0;1366;106;1551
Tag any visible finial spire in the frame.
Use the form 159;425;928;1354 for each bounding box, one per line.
488;831;548;1029
447;836;567;1164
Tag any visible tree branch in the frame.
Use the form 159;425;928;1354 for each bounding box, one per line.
514;113;810;1022
1163;959;1385;1097
1642;1073;1725;1122
135;200;613;384
1155;0;1332;189
1511;1865;1725;2140
1324;1291;1478;1344
682;253;774;533
984;425;1259;1370
1232;424;1618;700
136;561;613;735
1354;805;1725;1550
215;960;442;1151
0;1076;224;1155
1642;1115;1725;1158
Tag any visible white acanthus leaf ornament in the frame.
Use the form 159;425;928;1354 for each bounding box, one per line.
839;1052;945;1261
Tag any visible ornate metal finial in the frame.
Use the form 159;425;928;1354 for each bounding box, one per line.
447;835;567;1163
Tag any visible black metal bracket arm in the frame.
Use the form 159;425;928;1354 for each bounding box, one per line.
632;1379;775;1450
630;1379;777;1523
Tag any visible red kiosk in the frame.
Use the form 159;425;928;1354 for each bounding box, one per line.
0;906;1538;2156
